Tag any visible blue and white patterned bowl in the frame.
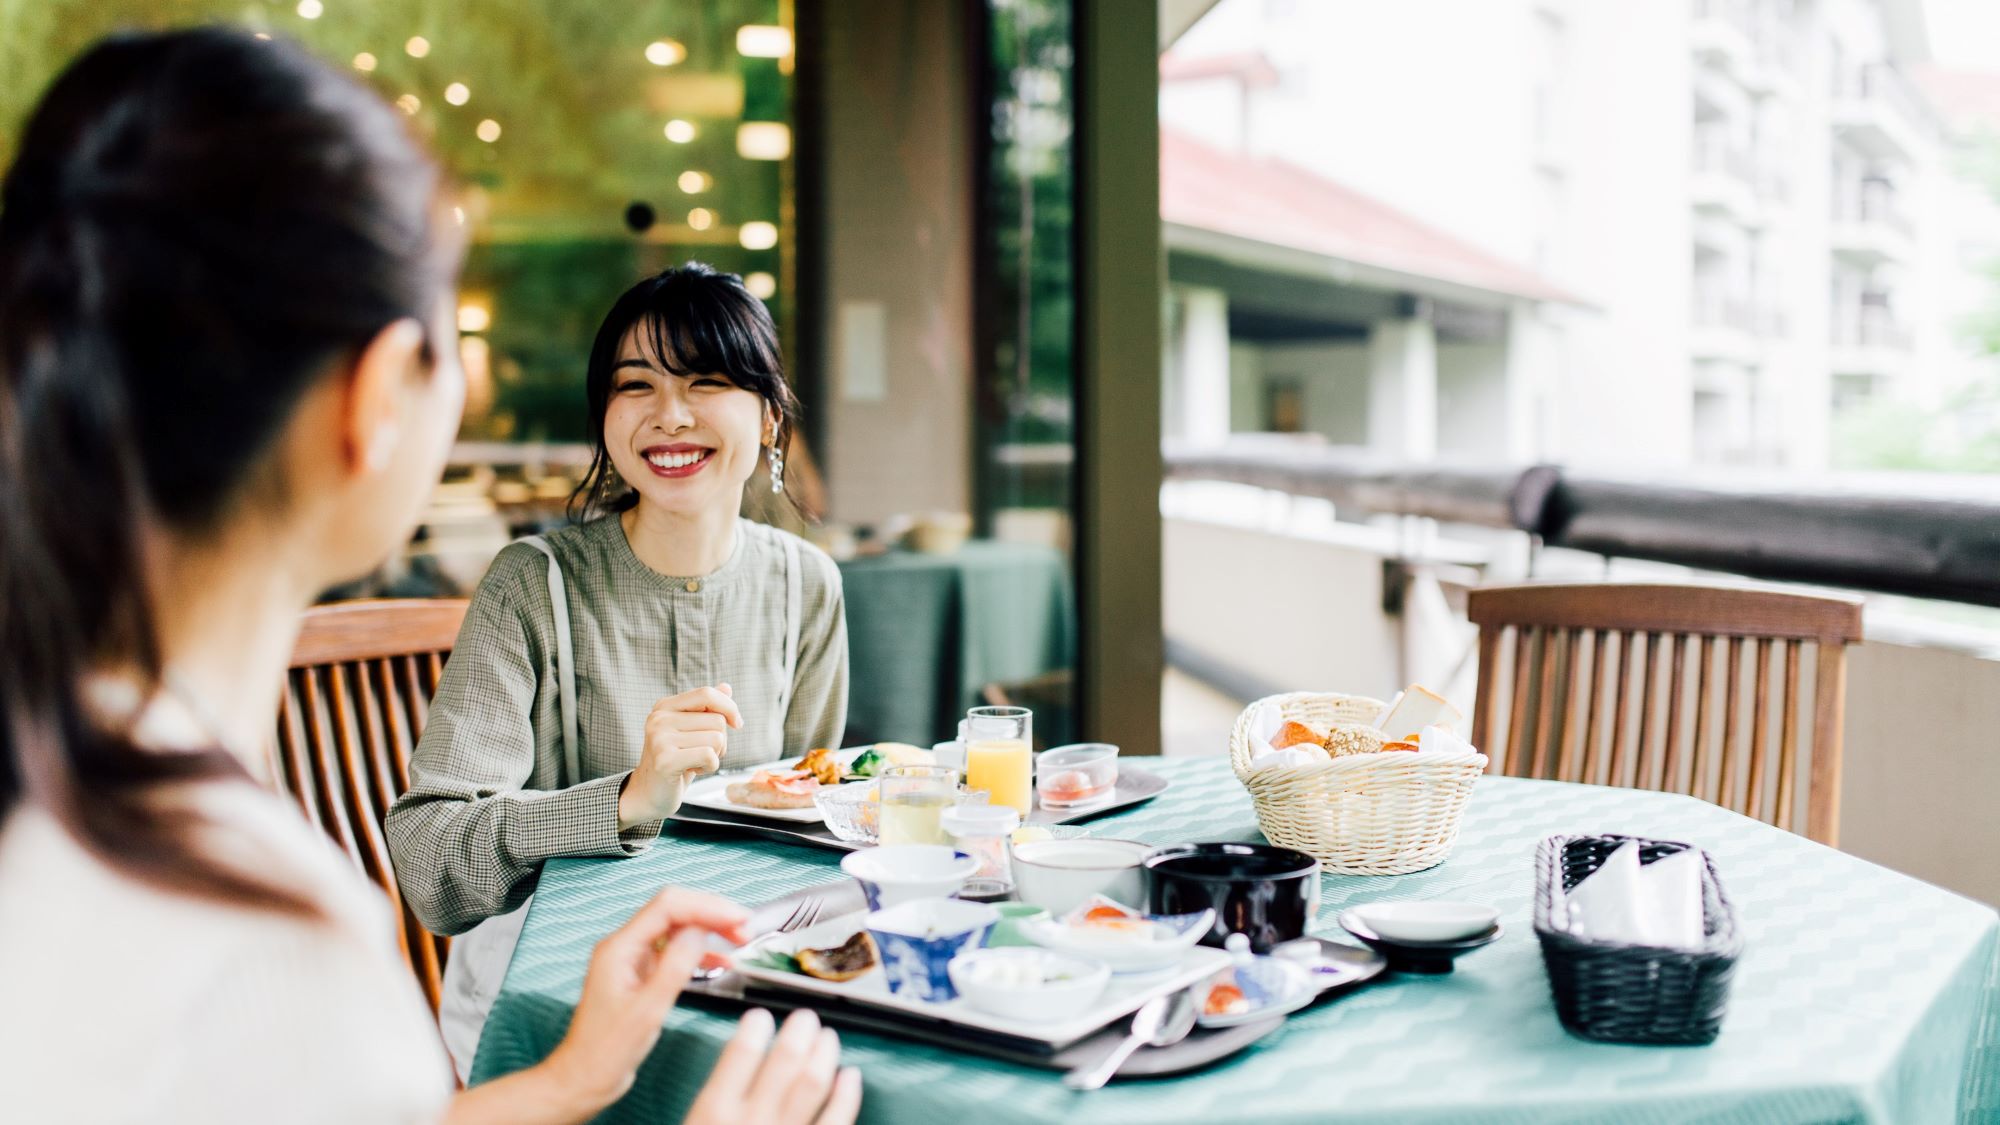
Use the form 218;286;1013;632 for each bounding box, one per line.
864;898;999;1003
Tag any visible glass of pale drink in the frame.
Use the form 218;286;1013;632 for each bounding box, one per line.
879;765;962;846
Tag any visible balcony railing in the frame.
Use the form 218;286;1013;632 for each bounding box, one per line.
1832;63;1935;134
1162;444;2000;608
1831;309;1913;350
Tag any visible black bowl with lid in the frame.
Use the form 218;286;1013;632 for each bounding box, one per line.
1142;842;1322;953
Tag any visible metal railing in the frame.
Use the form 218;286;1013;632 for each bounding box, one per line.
1164;444;2000;607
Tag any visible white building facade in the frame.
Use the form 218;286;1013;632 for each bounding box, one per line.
1163;0;1976;471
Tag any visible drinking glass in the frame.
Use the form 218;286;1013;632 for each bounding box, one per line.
963;706;1033;816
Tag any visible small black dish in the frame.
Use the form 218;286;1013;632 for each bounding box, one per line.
1336;909;1502;974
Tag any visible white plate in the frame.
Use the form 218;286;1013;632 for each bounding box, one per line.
734;914;1229;1049
680;748;879;824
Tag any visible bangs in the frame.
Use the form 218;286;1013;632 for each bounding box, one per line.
633;279;781;387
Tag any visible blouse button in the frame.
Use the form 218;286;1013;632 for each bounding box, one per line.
685;579;701;593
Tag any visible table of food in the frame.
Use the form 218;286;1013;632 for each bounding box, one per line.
470;690;2000;1123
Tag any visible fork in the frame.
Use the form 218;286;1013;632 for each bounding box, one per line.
691;894;824;981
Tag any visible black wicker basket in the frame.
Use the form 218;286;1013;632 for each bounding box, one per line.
1533;833;1743;1046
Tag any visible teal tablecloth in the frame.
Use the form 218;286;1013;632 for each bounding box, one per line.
472;758;2000;1123
837;543;1075;748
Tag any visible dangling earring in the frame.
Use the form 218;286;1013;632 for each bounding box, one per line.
767;442;785;494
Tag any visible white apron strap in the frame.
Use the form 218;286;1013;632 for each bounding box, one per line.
779;535;803;730
515;535;579;787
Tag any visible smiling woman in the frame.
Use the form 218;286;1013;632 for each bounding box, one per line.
385;263;849;1079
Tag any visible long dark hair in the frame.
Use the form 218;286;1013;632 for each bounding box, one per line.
569;262;802;518
0;29;453;913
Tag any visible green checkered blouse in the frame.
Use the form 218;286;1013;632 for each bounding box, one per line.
385;515;848;935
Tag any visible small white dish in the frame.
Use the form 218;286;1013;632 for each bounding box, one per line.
841;845;980;910
1021;904;1215;974
947;948;1111;1022
1346;901;1499;944
1010;838;1150;915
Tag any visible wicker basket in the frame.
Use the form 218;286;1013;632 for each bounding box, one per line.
1533;834;1743;1046
1228;692;1487;876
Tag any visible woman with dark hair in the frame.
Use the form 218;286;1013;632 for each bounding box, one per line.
387;263;850;1075
0;29;857;1124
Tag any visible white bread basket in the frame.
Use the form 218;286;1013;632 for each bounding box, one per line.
1229;692;1488;876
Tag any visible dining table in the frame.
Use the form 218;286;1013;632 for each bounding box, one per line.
470;756;2000;1123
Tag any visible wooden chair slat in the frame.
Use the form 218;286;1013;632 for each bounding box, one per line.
1747;637;1773;821
1776;640;1803;834
1506;626;1536;778
1719;636;1744;813
1607;631;1634;790
1691;635;1716;802
1530;628;1567;780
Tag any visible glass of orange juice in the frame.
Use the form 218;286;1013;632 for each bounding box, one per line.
964;705;1033;816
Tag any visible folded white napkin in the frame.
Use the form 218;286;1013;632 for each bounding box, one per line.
1247;702;1326;770
1416;725;1476;755
1564;841;1705;949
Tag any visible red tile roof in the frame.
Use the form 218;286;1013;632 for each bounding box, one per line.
1160;127;1580;305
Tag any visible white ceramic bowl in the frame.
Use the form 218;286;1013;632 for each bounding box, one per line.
1010;838;1150;915
841;845;980;911
947;948;1111;1022
1020;906;1214;974
1346;901;1499;944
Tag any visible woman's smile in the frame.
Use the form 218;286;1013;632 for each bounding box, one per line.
641;442;715;478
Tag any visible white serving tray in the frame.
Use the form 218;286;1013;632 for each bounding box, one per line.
733;914;1230;1049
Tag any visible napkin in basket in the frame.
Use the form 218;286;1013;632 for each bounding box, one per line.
1564;841;1704;950
1246;702;1328;770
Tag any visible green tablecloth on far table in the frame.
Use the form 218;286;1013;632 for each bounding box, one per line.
837;542;1074;748
471;757;2000;1123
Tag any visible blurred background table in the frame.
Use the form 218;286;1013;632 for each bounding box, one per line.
473;758;2000;1123
837;541;1075;748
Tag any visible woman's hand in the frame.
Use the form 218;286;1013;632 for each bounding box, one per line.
540;887;750;1111
619;684;743;828
683;1009;861;1125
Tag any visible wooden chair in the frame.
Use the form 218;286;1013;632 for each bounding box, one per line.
1468;583;1863;846
270;598;468;1016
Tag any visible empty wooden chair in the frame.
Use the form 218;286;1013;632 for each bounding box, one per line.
1468;583;1862;846
270;598;468;1016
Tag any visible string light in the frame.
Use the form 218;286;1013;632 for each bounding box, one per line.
744;272;777;300
735;25;793;58
664;119;697;143
736;122;791;161
452;205;467;226
353;52;377;72
396;94;421;115
688;208;715;231
296;0;322;19
253;31;272;40
405;36;430;58
444;82;470;106
678;171;711;193
457;303;492;333
476;119;502;143
646;39;687;67
738;221;778;250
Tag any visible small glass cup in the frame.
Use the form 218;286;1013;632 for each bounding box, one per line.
878;765;960;847
941;803;1021;899
1035;743;1120;808
963;706;1034;816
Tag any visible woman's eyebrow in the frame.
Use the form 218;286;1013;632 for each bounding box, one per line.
612;358;658;372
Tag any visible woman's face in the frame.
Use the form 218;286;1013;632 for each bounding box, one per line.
603;323;768;519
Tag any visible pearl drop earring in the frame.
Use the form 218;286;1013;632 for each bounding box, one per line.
768;442;784;494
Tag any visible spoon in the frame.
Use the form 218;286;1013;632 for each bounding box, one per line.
1063;989;1197;1091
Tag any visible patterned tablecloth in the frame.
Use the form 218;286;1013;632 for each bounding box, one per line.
472;757;2000;1123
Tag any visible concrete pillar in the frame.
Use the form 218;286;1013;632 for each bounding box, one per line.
1501;303;1544;461
1367;308;1438;460
1175;286;1231;446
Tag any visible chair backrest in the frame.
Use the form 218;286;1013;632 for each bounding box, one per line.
271;598;468;1016
1468;583;1862;846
